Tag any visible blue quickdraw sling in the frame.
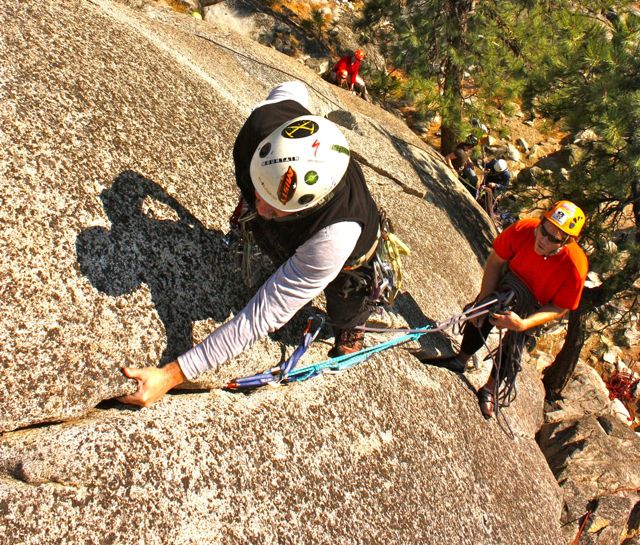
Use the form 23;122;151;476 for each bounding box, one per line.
226;315;326;391
226;290;515;392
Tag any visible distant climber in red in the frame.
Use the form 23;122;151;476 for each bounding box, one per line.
330;49;369;100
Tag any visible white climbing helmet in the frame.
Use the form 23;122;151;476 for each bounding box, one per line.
249;115;351;213
494;159;508;172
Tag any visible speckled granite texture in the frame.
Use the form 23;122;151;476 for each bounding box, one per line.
0;1;564;543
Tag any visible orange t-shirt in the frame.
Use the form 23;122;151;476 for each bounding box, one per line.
493;218;588;310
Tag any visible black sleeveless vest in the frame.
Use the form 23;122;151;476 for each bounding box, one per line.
232;100;380;266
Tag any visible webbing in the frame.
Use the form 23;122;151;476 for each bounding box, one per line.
226;292;514;392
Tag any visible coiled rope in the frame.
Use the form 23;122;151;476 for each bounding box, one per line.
481;270;538;429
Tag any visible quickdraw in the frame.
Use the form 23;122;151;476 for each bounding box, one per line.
226;315;325;390
370;208;411;307
222;198;269;289
226;290;515;392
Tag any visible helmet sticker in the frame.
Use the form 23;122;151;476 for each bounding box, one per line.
331;144;349;155
261;156;299;166
551;209;568;225
304;171;319;185
298;194;314;205
278;166;297;204
259;143;271;158
551;203;575;225
312;139;320;157
282;119;319;139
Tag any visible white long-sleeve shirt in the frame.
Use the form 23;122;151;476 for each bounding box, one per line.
177;221;362;380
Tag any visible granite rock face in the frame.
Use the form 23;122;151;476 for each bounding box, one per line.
0;360;563;545
1;1;564;543
0;0;492;433
539;363;640;545
539;414;640;545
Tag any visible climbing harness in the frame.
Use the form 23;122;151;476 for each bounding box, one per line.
226;290;515;392
339;208;410;308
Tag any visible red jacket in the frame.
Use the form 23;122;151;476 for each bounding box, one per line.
333;55;361;86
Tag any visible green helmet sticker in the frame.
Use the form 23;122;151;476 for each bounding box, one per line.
304;170;319;185
331;144;349;155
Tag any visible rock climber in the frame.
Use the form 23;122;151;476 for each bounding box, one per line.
330;49;369;100
118;81;382;407
482;158;511;196
419;201;588;418
445;135;480;193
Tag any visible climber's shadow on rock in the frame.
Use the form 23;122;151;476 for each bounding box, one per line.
76;170;251;365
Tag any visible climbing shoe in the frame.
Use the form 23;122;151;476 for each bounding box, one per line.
477;387;495;419
328;328;364;358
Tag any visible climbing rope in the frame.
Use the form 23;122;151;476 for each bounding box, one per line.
477;271;538;429
191;33;347;111
606;371;639;403
476;185;500;231
226;291;515;392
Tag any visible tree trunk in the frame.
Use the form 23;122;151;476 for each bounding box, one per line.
440;76;462;156
439;0;475;155
542;302;586;398
543;231;640;397
631;172;640;245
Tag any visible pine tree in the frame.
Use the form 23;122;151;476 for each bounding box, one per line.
360;0;639;392
521;3;640;394
358;0;528;154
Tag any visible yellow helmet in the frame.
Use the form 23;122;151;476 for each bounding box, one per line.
544;200;585;237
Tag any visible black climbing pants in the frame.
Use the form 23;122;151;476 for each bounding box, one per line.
460;318;494;356
324;261;375;330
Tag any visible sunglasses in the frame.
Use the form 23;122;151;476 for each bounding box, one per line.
539;221;568;245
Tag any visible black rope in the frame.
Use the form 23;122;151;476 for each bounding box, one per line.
481;270;538;428
192;33;347;111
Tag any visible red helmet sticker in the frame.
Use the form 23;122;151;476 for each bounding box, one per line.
278;166;297;204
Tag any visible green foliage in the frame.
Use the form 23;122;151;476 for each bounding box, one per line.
358;0;531;152
359;0;639;345
302;9;329;38
364;67;403;105
521;3;640;336
310;8;327;34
